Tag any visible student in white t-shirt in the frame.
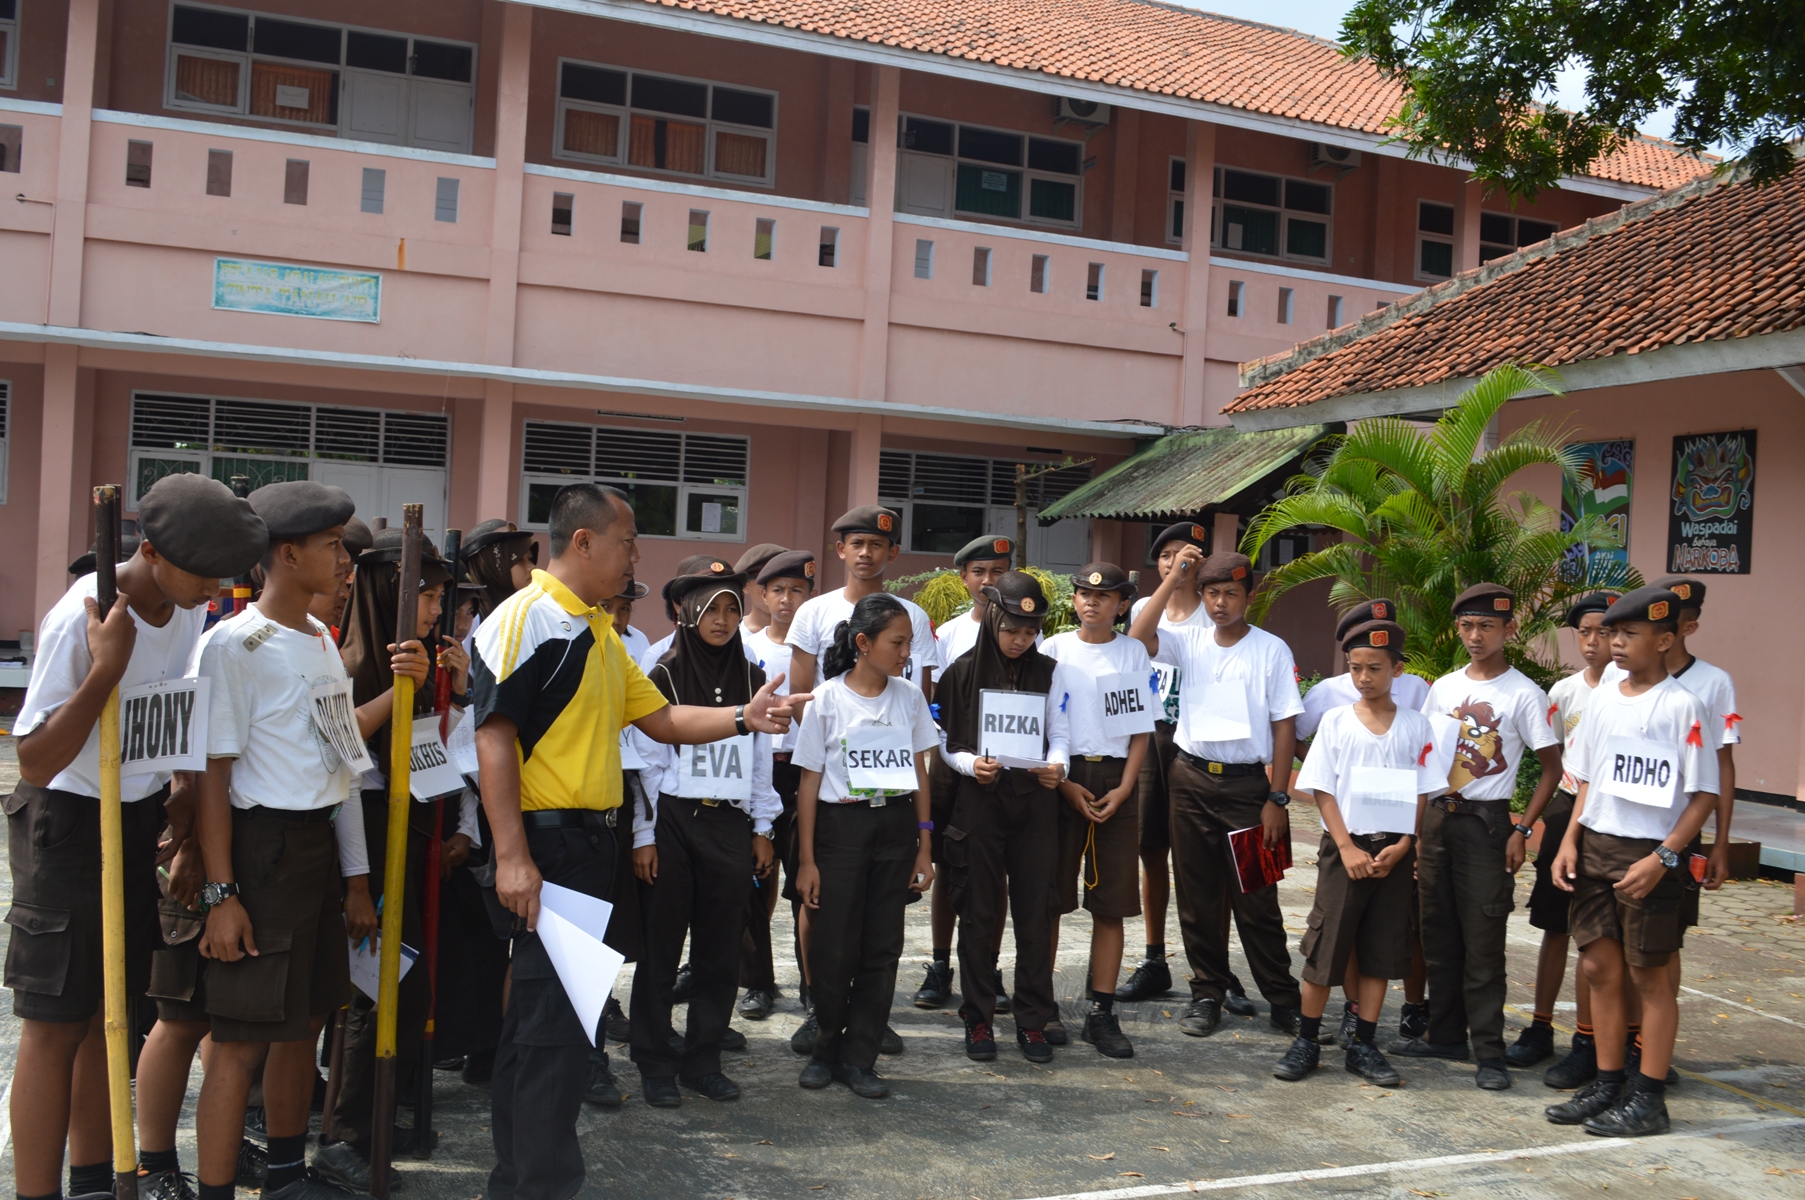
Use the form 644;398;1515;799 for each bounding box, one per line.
1401;583;1561;1090
792;593;939;1099
933;534;1017;671
1548;587;1718;1138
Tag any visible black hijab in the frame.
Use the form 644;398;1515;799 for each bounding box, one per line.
648;573;766;709
935;588;1055;795
340;531;452;771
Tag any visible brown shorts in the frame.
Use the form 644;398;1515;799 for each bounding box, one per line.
1569;827;1688;969
5;782;165;1023
148;894;211;1023
1299;831;1416;985
205;806;353;1043
1136;721;1178;852
1053;758;1142;920
1527;790;1577;934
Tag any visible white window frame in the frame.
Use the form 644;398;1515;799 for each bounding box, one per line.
1479;210;1560;263
0;380;10;503
878;449;1091;558
1;2;23;91
895;113;1084;231
552;57;778;189
517;420;750;544
1416;199;1455;282
1210;165;1333;265
1166;155;1185;246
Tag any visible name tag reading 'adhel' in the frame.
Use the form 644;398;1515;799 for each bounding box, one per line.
1098;671;1157;739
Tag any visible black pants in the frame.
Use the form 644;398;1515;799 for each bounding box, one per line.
630;797;752;1080
806;800;918;1072
741;760;800;991
488;812;618;1200
1416;802;1515;1059
1167;757;1300;1007
944;777;1059;1031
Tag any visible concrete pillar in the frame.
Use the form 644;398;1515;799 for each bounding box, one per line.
792;427;831;569
848;414;882;510
1454;177;1483;276
484;1;532;365
822;59;856;205
1177;120;1217;427
34;346;86;620
1109;108;1141;244
1370;155;1397;281
474;379;515;522
857;66;901;402
47;0;101;327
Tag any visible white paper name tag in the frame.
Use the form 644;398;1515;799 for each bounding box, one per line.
1341;765;1421;835
408;722;465;801
447;707;478;776
845;725;918;793
979;689;1047;762
1153;663;1180;702
308;680;375;774
1185;680;1252;743
618;728;647;772
117;677;209;772
675;734;754;802
1098;671;1157;738
1600;736;1680;808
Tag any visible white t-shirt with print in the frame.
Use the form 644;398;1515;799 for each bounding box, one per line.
1044;630;1156;761
1297;671;1431;741
619;624;651;665
789;588;939;688
1420;666;1559;802
1548;670;1600;794
1294;705;1441;837
1568;676;1716;841
1150;623;1305;764
15;573;208;801
1601;657;1740;748
792;674;940;803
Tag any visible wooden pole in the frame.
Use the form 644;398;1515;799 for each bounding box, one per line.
369;504;423;1200
413;527;458;1159
93;485;139;1200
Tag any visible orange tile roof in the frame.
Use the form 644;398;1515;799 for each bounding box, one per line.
1225;157;1805;418
625;0;1712;189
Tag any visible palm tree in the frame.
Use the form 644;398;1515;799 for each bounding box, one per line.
1240;364;1640;687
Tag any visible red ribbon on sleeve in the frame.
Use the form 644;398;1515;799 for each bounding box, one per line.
1418;743;1433;766
1724;712;1743;730
1686;721;1703;748
1546;702;1558;726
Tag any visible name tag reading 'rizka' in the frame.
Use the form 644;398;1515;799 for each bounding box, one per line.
979;689;1049;766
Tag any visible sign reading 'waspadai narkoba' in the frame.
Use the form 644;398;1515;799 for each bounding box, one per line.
213;257;381;323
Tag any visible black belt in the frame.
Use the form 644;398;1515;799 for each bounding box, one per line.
522;808;618;829
1176;750;1265;778
237;803;338;824
773;752;793;763
1436;793;1509;833
1348;830;1406;852
1076;755;1127;765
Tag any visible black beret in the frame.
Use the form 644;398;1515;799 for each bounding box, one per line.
665;558;746;608
758;550;817;586
1451;582;1515;618
139;473;268;578
1151;521;1209;556
1341;619;1405;655
1564;592;1616;628
1602;587;1682;627
342;517;374;558
1197;552;1254;587
358;528;451;590
831;505;901;541
612;579;651;601
1071;562;1133;595
1335;598;1398;642
249;480;355;541
981;570;1049;626
1653;576;1706;611
955;535;1014;568
734;542;789;577
69;533;142;577
462;519;534;560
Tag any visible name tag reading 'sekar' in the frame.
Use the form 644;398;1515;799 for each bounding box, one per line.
1600;737;1681;808
844;725;918;793
118;677;209;772
979;689;1048;763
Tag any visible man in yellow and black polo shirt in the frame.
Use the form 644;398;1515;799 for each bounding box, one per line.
472;483;802;1200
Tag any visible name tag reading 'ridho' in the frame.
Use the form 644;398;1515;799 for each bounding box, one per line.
117;677;209;772
1601;737;1681;808
845;725;918;793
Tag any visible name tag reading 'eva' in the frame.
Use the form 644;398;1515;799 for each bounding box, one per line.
1600;737;1681;808
676;734;754;803
980;689;1049;765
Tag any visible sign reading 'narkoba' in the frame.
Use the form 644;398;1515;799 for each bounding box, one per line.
1667;430;1755;574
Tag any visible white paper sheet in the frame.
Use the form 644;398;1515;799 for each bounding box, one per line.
309;679;375;774
1097;670;1158;738
1184;679;1252;743
117;676;210;772
408;721;466;801
979;689;1048;762
673;734;754;802
348;936;417;1004
1598;736;1681;808
1341;765;1421;835
537;881;627;1048
994;753;1050;771
844;725;919;792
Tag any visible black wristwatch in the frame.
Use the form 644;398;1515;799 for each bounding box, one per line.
733;704;750;737
1512;823;1534;839
1267;790;1291;807
199;882;240;912
1653;844;1680;870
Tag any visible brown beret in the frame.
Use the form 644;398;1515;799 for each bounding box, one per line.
1197;552;1254;587
1451;583;1515;618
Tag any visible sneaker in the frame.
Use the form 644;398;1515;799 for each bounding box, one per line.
1506;1023;1556;1067
1397;1000;1430;1041
1177;998;1222;1038
262;1172;359;1200
604;994;632;1044
1543;1033;1597;1090
432;1057;465;1072
236;1139;268;1187
140;1169;198;1200
1269;1005;1304;1037
1115;958;1173;1001
1272;1036;1320;1082
1545;1075;1624;1125
311;1141;402;1194
244;1106;268;1141
1583;1085;1670;1137
642;1076;681;1108
1389;1036;1470;1060
1223;980;1258;1018
797;1058;833;1089
963;1010;998;1061
1475;1059;1512;1090
913;961;954;1009
1080;1007;1134;1059
833;1062;890;1099
879;1025;905;1056
1335;1008;1358;1049
1043;1018;1069;1046
460;1048;495;1085
679;1072;742;1102
670;962;696;1003
790;1009;820;1056
1016;1028;1053;1064
1344;1040;1401;1087
738;988;775;1020
583;1053;623;1109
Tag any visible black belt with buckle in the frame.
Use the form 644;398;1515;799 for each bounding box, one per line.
523;808;618;829
1436;793;1508;833
238;803;338;824
1175;750;1265;779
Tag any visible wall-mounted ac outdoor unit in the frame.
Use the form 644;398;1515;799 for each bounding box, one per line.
1310;143;1362;169
1056;98;1112;124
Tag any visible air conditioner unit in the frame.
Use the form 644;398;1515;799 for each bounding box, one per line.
1311;143;1362;169
1056;97;1112;125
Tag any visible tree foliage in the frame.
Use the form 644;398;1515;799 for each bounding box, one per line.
1340;0;1805;197
1240;365;1641;688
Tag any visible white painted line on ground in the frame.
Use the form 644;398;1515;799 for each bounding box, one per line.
0;1069;13;1163
1679;985;1805;1030
1010;1116;1802;1200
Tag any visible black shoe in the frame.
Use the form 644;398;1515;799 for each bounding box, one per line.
432;1056;465;1072
963;1010;997;1061
311;1140;402;1194
680;1072;742;1101
1335;1007;1358;1049
1272;1036;1320;1081
1543;1033;1597;1090
262;1173;360;1200
583;1053;623;1109
1389;1036;1470;1060
244;1105;268;1142
1624;1035;1641;1078
1115;958;1173;1001
1223;980;1258;1018
739;988;775;1020
460;1047;495;1085
604;994;632;1044
1043;1018;1069;1046
670;963;696;1003
722;1025;748;1051
1545;1075;1624;1125
1081;1007;1134;1059
642;1076;681;1108
879;1025;904;1056
1017;1028;1053;1063
797;1058;833;1089
236;1139;268;1187
140;1169;198;1200
1345;1040;1402;1087
1506;1023;1556;1067
1584;1086;1670;1137
995;991;1013;1014
1269;1005;1303;1037
914;961;954;1009
1178;998;1222;1038
791;1009;820;1056
833;1062;890;1098
1397;1000;1430;1041
1476;1059;1512;1090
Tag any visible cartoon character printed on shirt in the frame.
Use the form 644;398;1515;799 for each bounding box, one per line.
1447;699;1509;791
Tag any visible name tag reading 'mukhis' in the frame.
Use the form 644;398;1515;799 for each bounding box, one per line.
1098;671;1157;739
117;677;209;772
844;725;918;793
407;722;466;801
309;679;376;774
675;733;754;803
1600;737;1682;808
980;689;1050;768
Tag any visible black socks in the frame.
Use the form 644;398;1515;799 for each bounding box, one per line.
1355;1018;1378;1046
1597;1066;1627;1087
1145;943;1165;962
933;949;951;966
1637;1072;1667;1095
1091;990;1116;1014
1299;1014;1322;1042
265;1133;307;1193
199;1182;236;1200
68;1163;112;1196
139;1148;181;1177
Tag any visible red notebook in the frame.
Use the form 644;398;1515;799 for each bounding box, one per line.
1227;826;1292;893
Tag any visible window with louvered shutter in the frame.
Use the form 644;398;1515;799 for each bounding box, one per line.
879;449;1091;557
519;420;749;541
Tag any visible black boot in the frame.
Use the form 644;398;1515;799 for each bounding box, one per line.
1506;1023;1556;1067
1545;1074;1624;1125
913;961;953;1009
1397;1000;1430;1041
1272;1036;1320;1081
1115;958;1173;1001
1583;1081;1669;1137
1543;1032;1597;1090
1223;979;1257;1018
1081;1006;1134;1059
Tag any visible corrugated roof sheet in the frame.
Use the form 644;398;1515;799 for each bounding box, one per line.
1039;423;1329;520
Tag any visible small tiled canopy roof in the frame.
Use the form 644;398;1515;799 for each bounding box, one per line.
1225;155;1805;421
615;0;1709;190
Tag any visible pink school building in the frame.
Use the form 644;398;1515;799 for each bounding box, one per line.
0;0;1708;650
